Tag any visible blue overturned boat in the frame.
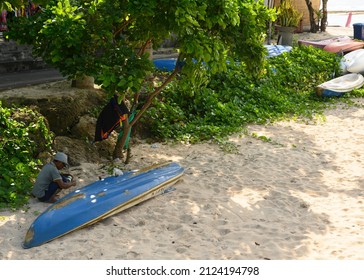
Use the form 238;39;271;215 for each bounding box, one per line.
23;161;184;249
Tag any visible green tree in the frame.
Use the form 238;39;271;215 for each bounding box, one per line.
6;0;275;161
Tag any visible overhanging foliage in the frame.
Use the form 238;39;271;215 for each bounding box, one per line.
7;0;275;159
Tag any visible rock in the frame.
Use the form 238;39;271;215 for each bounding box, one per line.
37;151;53;164
0;40;48;74
0;80;121;164
93;132;119;159
71;76;95;89
53;136;105;165
53;133;119;165
71;115;97;141
0;80;106;135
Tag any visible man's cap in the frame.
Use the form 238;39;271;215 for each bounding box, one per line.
54;152;69;167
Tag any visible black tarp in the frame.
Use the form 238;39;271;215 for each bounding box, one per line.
94;95;130;142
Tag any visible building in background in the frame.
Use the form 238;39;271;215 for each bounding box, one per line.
268;0;321;31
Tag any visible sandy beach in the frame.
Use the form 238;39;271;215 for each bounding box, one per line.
1;101;364;260
1;27;364;260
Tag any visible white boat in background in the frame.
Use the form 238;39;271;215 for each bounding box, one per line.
316;73;364;97
340;49;364;74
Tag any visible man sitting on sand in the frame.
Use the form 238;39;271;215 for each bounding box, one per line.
32;152;77;203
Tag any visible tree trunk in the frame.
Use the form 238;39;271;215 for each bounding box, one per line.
112;60;181;162
304;0;319;33
320;0;328;32
112;119;131;160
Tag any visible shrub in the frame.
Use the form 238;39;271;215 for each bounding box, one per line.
0;102;53;210
145;46;342;142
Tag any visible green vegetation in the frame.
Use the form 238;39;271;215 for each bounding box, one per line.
277;0;303;27
1;2;364;211
1;46;364;211
146;46;363;144
6;0;275;159
0;102;53;210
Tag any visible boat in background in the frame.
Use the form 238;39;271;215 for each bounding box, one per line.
298;36;352;49
316;73;364;97
340;49;364;74
153;45;292;72
153;58;177;72
323;41;364;54
22;161;184;249
298;35;364;54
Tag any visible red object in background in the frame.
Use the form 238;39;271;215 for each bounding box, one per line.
0;10;7;31
345;12;353;28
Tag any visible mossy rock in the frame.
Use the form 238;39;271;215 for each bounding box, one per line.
0;80;106;135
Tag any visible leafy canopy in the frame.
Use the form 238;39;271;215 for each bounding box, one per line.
146;46;347;143
6;0;275;158
7;0;275;95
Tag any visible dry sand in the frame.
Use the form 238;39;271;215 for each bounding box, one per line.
0;27;363;260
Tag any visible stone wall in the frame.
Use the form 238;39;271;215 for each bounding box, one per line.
0;38;48;73
275;0;321;31
293;0;321;29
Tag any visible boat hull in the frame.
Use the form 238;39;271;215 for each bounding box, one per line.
323;41;364;54
22;162;184;249
341;49;364;73
316;73;364;97
298;36;364;54
153;59;177;72
298;36;352;49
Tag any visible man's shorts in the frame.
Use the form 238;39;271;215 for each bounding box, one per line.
38;182;60;202
38;175;70;202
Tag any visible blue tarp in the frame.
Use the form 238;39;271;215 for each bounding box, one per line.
265;45;292;58
153;45;292;72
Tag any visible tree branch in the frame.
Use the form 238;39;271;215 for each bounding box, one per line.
113;18;133;38
130;56;183;126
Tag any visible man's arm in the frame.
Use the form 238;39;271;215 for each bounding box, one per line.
54;177;77;189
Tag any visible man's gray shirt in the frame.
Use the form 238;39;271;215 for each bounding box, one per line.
32;162;62;198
